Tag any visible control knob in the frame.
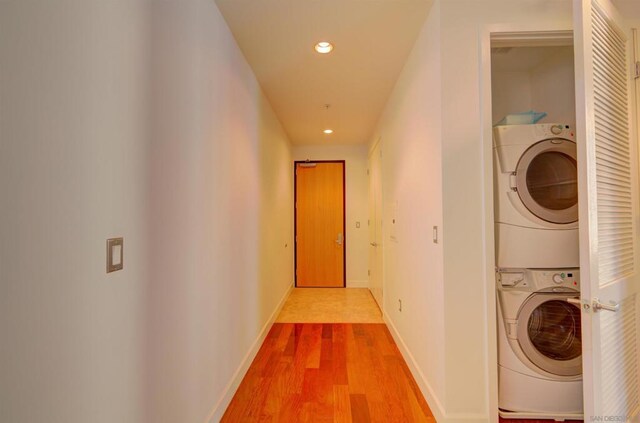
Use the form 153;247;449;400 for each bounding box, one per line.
551;125;563;135
552;273;564;284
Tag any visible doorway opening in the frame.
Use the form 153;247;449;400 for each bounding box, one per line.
486;31;584;421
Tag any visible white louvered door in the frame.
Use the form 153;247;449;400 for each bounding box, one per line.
574;0;640;420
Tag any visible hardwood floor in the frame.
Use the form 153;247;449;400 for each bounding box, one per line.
222;323;435;422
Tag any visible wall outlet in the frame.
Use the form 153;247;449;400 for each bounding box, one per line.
106;237;124;273
398;299;402;312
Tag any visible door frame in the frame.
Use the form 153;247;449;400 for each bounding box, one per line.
293;160;346;288
479;25;574;423
368;137;384;310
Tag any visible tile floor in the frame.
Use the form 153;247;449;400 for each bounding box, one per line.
276;288;383;323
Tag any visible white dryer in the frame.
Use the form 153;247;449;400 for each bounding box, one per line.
494;123;579;269
497;268;583;420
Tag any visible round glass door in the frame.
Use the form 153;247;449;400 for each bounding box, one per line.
515;139;578;224
517;293;582;376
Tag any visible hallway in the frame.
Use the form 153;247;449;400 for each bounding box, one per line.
222;289;433;421
3;1;640;422
222;288;435;422
222;322;434;422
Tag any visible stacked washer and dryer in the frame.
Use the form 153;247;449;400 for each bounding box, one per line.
493;123;583;420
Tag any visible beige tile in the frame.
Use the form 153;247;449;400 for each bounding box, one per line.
276;288;383;323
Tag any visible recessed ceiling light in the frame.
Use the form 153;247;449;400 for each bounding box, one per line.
315;42;333;54
323;129;333;134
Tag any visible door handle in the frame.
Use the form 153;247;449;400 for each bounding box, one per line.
592;297;620;313
567;297;619;313
336;233;343;245
370;242;378;247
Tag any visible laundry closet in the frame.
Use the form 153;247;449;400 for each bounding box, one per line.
492;46;577;126
490;44;584;420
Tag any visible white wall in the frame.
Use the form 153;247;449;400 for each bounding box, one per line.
0;1;293;422
372;1;574;421
146;1;293;422
439;0;572;419
530;48;576;125
0;2;150;422
491;47;575;125
292;145;369;287
491;71;532;125
369;0;446;416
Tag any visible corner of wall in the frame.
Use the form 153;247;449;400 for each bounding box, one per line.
347;279;369;288
383;313;446;422
206;283;293;422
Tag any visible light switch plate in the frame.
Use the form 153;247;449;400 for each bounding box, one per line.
107;237;124;273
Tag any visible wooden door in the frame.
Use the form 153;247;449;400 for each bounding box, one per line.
368;141;383;308
295;161;345;287
574;0;640;419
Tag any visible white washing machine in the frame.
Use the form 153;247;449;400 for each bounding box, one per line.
494;124;579;268
497;268;583;420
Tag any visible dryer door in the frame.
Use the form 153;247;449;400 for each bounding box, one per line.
516;292;582;376
515;138;578;224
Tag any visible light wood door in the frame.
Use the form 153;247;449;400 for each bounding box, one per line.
574;0;640;419
296;162;345;287
368;141;383;309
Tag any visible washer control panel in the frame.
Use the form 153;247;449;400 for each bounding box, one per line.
497;268;580;290
533;269;580;290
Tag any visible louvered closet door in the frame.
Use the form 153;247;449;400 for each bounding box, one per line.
574;0;640;420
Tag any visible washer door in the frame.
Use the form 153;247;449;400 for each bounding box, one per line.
515;139;578;224
517;293;582;376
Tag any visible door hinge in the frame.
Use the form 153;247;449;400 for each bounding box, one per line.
635;61;640;79
367;169;370;175
509;172;517;191
368;269;371;276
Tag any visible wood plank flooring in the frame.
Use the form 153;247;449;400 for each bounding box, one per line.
221;323;435;422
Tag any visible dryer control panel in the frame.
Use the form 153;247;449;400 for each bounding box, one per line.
534;123;575;140
497;268;580;291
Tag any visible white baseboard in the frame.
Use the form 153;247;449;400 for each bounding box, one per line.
383;313;448;422
346;279;369;288
383;313;482;423
205;282;293;423
384;313;488;423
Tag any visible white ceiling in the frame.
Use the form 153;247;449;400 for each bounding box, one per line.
215;0;432;145
491;46;574;72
